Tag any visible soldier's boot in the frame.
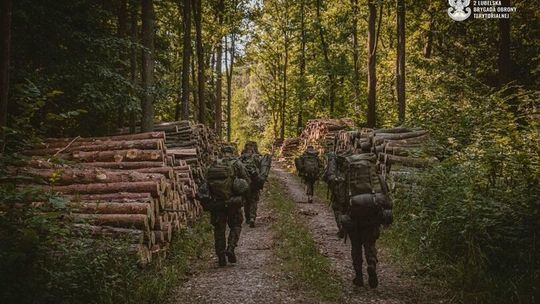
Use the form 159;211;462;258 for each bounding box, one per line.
367;265;378;288
352;272;364;287
307;195;313;204
249;220;255;228
225;246;237;264
218;254;227;267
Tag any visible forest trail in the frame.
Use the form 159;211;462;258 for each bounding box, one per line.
173;182;309;304
174;166;451;304
271;165;450;304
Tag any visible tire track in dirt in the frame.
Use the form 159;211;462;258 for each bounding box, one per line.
272;165;451;304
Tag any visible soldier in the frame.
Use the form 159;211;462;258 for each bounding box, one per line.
295;146;321;203
323;152;347;238
334;153;393;288
240;141;262;227
197;145;250;267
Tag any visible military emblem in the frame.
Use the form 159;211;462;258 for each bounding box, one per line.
448;0;472;21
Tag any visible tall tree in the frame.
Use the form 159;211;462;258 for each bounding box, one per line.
315;0;336;115
117;0;128;128
193;0;205;124
177;0;191;120
280;0;290;140
225;34;236;142
129;0;139;133
296;0;306;136
396;0;406;123
141;0;155;132
498;0;511;85
0;0;12;147
366;0;377;127
350;0;361;112
214;0;224;137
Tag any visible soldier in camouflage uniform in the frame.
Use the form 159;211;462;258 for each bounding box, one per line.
240;141;262;227
199;145;250;267
295;146;322;203
324;152;347;238
332;153;393;288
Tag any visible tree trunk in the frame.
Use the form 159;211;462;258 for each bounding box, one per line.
129;0;139;134
281;31;288;140
396;0;406;124
350;0;361;112
72;213;150;231
141;0;155;132
498;0;511;86
367;0;377;128
214;0;224;138
315;0;335;115
227;34;236;142
423;12;433;59
296;0;306;136
193;0;205;124
0;0;12;150
73;149;164;163
191;48;198;120
53;181;160;196
117;0;128;129
177;0;191;120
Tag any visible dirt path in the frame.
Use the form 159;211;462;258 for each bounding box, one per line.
271;165;449;304
174;187;309;304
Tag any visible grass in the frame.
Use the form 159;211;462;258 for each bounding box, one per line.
130;216;214;304
266;177;342;302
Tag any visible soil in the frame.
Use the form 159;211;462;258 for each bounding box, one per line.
173;183;310;304
174;164;451;304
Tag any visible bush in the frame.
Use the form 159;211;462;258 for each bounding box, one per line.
0;182;213;304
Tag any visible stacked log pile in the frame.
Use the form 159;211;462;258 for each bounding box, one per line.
118;121;220;183
14;131;204;264
299;118;355;154
371;128;436;184
279;138;301;158
330;126;436;187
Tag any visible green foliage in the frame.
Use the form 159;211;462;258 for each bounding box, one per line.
0;180;213;304
267;177;342;302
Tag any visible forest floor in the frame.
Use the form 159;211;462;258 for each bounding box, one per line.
174;164;452;304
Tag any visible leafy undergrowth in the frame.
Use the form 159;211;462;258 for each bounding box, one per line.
267;177;342;302
0;183;213;304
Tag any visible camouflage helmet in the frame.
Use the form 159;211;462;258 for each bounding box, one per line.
232;178;249;195
221;145;235;154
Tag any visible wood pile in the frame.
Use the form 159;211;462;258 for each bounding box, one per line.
14;131;205;264
279;137;301;158
119;121;220;183
300;118;355;154
330;126;436;187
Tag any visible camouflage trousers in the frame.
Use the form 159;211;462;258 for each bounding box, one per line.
349;224;380;278
210;207;243;256
304;179;315;196
243;189;260;223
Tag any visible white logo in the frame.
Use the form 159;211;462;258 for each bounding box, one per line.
448;0;472;21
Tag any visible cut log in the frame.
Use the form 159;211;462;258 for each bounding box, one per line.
45;132;165;143
72;213;150;230
81;161;165;169
73;149;164;162
68;192;153;202
9;167;166;185
52;181;160;195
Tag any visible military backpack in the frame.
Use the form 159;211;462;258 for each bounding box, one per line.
206;158;236;201
299;152;320;180
340;153;387;223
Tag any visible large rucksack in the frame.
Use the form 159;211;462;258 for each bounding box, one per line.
340;153;386;222
241;154;260;181
206;159;235;201
301;153;320;180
